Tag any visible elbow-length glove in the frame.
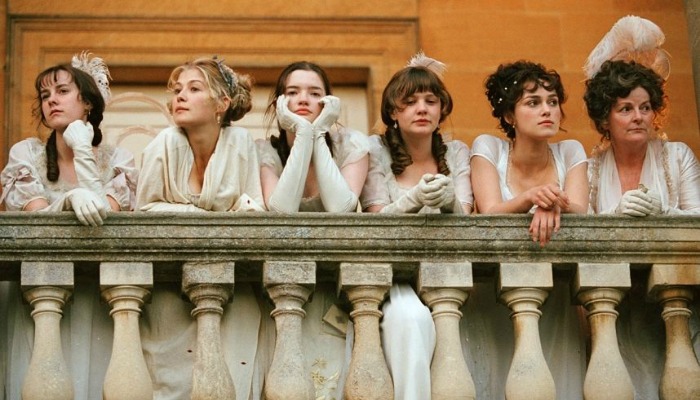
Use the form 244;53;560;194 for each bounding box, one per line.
311;96;358;212
267;95;314;213
615;187;662;216
63;120;109;208
379;174;437;214
40;187;108;227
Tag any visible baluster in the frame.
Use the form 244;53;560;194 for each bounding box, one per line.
499;262;555;400
20;261;74;400
574;263;633;400
182;261;236;400
647;263;700;400
100;262;154;400
263;261;315;400
418;261;475;400
339;262;393;400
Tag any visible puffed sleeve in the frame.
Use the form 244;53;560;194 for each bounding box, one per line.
446;140;474;210
0;139;49;211
255;138;284;177
333;128;370;168
669;142;700;214
469;134;500;167
104;147;138;211
359;135;392;210
558;140;587;172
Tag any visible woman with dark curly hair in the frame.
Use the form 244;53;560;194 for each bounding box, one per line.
471;60;588;247
584;59;700;215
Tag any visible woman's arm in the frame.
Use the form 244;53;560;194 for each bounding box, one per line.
312;135;368;212
562;162;589;214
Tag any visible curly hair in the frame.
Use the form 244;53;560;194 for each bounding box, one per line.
380;66;453;176
264;61;334;166
167;57;253;125
34;65;105;182
583;60;667;138
484;60;566;139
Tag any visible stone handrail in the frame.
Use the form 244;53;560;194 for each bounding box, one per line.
1;213;699;400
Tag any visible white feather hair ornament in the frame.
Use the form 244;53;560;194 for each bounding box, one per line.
406;51;447;78
584;15;670;80
71;51;112;102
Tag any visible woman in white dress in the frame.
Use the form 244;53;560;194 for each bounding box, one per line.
360;53;472;400
135;57;264;400
0;53;138;399
470;60;589;247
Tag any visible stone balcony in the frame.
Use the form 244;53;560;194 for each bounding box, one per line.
1;213;699;400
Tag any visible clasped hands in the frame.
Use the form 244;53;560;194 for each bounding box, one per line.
615;184;663;216
415;173;455;211
528;183;568;247
276;94;341;139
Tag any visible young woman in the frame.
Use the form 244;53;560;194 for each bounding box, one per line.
1;53;137;224
136;56;264;212
470;61;588;246
585;60;699;215
257;61;368;213
360;53;472;399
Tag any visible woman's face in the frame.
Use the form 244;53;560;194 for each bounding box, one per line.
511;83;561;141
391;91;441;139
40;70;88;133
171;68;218;129
606;86;654;147
283;70;326;123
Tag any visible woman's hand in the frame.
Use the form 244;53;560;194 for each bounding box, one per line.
529;205;561;247
63;120;94;149
528;183;570;211
276;95;312;137
312;95;341;138
419;174;455;210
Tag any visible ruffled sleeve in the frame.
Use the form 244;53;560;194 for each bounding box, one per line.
446;140;474;209
255;138;284;177
332;127;370;168
104;147;138;211
0;139;49;211
359;135;393;210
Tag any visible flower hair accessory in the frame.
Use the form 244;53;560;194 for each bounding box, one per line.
584;15;670;80
71;51;112;102
213;55;237;95
406;51;447;79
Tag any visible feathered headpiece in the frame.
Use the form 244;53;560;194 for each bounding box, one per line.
406;51;447;78
584;15;670;80
71;51;112;102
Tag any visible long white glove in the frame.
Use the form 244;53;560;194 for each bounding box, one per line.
39;188;108;226
309;96;358;212
63;121;109;208
267;95;314;213
380;174;435;214
422;174;459;213
615;187;663;217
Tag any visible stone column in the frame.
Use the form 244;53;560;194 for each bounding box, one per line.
182;261;236;400
647;263;700;400
418;261;475;400
20;261;74;400
574;263;634;400
339;262;393;400
498;263;555;400
100;262;154;400
263;261;316;400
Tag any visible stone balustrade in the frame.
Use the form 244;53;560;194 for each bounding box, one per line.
1;212;699;399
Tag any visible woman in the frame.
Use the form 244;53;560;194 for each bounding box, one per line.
135;57;264;400
0;53;137;399
584;60;700;215
470;61;589;247
136;56;264;212
360;52;472;400
257;61;368;213
1;52;137;224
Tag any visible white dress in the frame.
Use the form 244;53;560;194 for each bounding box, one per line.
254;127;369;399
359;134;473;400
360;134;474;213
468;134;588;399
588;139;700;214
0;137;137;400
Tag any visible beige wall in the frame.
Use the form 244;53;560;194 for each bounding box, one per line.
2;0;698;169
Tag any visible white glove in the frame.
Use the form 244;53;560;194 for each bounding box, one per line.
66;188;108;226
312;96;341;138
615;188;662;217
312;133;358;212
267;96;315;213
379;174;435;214
63;121;109;208
420;174;457;213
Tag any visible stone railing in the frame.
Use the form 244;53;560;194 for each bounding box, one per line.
1;213;699;400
